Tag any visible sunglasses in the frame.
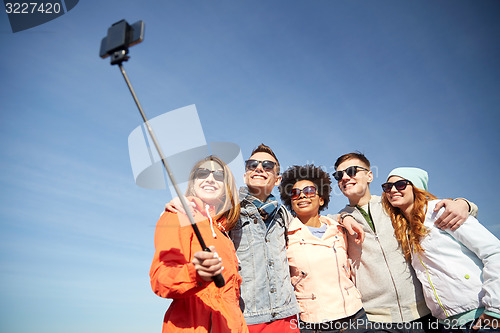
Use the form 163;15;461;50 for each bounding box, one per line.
290;186;318;200
332;166;369;181
381;179;411;193
194;168;224;182
245;159;277;172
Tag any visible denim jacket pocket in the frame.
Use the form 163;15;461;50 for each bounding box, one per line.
230;217;251;253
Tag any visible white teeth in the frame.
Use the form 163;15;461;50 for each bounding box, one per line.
202;186;216;191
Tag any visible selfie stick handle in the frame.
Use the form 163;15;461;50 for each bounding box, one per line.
117;63;225;288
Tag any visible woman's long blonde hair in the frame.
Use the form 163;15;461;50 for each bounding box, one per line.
185;155;241;231
382;185;437;261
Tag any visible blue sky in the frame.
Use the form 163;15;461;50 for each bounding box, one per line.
1;1;499;332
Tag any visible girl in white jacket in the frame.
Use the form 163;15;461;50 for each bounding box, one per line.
381;167;500;332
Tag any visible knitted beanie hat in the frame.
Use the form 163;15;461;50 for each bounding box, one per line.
387;167;428;191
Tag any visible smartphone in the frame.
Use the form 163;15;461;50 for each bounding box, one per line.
100;20;145;59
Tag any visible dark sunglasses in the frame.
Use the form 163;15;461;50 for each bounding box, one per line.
245;159;276;172
290;186;318;200
332;166;369;181
381;179;411;193
194;168;224;182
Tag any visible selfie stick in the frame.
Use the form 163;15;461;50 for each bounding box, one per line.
106;51;225;288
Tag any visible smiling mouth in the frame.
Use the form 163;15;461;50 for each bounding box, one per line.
296;201;310;208
343;182;356;190
201;185;217;192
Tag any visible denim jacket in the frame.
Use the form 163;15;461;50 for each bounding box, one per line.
229;189;299;325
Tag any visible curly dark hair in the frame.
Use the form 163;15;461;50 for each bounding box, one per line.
279;164;332;213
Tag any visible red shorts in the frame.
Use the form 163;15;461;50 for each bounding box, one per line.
248;315;300;333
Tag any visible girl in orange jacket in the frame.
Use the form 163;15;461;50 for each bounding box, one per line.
150;155;248;333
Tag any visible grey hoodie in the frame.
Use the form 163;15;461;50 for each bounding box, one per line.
331;195;430;323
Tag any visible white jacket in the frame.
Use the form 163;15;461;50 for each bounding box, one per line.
411;200;500;319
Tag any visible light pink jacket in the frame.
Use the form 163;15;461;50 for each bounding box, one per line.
287;215;363;323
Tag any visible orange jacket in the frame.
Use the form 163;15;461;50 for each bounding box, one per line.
150;197;248;333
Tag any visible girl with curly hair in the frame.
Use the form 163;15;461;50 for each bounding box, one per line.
279;164;370;333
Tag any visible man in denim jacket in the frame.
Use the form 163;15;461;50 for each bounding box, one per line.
229;144;300;332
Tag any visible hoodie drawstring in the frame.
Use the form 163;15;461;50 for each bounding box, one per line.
206;204;217;238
